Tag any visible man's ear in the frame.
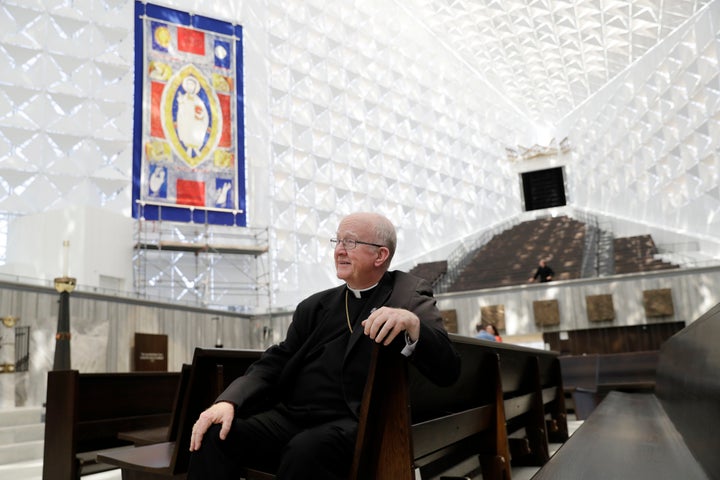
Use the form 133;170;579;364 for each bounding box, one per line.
374;246;390;267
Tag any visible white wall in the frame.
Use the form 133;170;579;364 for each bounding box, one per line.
0;206;134;290
0;281;292;408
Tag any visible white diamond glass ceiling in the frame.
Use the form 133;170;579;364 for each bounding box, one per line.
405;0;713;124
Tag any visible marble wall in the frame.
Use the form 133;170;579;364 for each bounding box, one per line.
0;282;292;408
438;265;720;340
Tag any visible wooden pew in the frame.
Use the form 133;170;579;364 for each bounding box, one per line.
102;337;565;480
351;337;506;480
42;370;181;480
532;303;720;479
352;334;566;479
245;335;566;479
559;350;659;419
596;350;658;392
97;348;263;479
117;364;192;447
534;346;568;445
558;353;599;419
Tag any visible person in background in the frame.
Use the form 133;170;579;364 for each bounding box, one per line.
529;259;554;283
187;212;461;480
488;323;502;342
475;323;497;341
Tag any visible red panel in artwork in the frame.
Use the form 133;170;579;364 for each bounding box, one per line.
177;27;205;55
176;179;205;206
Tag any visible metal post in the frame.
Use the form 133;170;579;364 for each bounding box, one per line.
52;277;75;371
53;240;76;370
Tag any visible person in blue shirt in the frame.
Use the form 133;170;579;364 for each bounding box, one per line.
475;323;497;341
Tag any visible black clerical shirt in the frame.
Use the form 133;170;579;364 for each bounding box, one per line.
282;287;373;422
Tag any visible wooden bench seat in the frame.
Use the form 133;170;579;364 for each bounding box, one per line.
42;370;181;480
533;303;720;479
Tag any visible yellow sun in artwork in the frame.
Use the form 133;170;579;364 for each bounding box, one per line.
154;26;171;48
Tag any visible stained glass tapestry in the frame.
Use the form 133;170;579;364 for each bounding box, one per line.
132;2;246;226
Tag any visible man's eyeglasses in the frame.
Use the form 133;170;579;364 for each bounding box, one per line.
330;238;384;250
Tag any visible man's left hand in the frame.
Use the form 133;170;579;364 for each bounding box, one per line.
361;307;420;346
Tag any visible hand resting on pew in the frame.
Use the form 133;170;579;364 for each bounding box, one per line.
186;212;460;480
362;305;420;345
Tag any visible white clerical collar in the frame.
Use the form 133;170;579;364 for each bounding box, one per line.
347;283;378;299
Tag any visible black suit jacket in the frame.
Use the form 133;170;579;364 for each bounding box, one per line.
217;270;460;418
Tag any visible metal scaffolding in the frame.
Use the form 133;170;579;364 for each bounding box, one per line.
133;219;270;313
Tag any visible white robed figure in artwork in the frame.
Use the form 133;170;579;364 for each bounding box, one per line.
176;76;209;157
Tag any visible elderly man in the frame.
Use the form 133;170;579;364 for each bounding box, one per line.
188;212;460;479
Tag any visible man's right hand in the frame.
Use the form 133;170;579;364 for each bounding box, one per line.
189;401;235;451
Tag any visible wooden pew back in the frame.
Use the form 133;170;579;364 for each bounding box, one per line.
560;350;659;392
172;348;264;473
465;336;567;465
42;370;180;480
596;350;658;390
97;348;263;478
656;303;720;477
351;335;566;480
411;339;505;478
559;354;599;392
532;303;720;480
559;350;659;419
351;341;500;480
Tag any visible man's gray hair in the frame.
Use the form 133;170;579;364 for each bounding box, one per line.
372;214;397;264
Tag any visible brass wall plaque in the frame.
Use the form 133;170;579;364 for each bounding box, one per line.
533;299;560;326
643;288;674;317
586;294;614;322
440;309;458;333
481;305;505;331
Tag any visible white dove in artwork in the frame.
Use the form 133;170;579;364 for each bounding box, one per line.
149;167;165;196
214;181;232;206
176;76;209;157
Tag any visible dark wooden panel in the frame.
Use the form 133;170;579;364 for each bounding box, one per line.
76;372;179;420
596;350;658;390
544;321;685;355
